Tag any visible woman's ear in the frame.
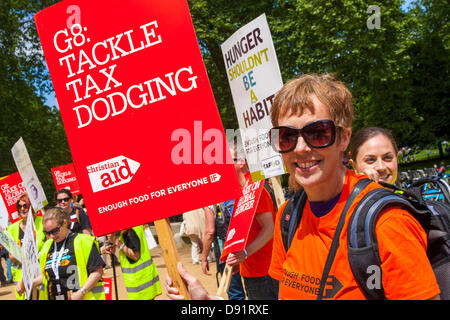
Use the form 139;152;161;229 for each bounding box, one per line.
339;128;352;152
349;159;357;172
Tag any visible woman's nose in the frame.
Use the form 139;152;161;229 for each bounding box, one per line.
374;159;386;171
293;135;312;154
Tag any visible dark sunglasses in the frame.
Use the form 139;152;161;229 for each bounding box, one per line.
17;204;29;210
44;225;62;236
269;120;338;153
56;197;71;204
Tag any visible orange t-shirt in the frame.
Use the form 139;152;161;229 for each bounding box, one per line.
240;187;276;278
269;170;440;300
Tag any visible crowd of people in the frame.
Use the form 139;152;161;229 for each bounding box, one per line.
1;188;162;300
0;73;446;300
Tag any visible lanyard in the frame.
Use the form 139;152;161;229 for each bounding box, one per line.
51;233;69;293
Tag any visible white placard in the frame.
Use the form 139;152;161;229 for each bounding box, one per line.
11;137;48;211
21;210;41;299
221;13;285;179
144;226;158;250
0;229;22;263
0;195;9;230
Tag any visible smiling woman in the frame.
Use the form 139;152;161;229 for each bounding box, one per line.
266;73;440;300
5;193;45;300
34;207;106;300
349;127;399;184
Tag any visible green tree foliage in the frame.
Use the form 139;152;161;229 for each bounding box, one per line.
188;0;448;147
187;0;279;129
408;0;450;146
0;0;68;204
269;0;423;146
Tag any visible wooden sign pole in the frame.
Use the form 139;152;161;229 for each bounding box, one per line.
216;264;233;297
153;218;191;300
269;176;285;208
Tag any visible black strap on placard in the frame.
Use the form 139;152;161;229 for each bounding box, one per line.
316;178;371;300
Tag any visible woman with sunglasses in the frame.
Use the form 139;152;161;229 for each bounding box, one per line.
267;73;439;300
349;127;399;185
54;189;92;235
5;193;45;299
166;74;439;300
32;207;105;300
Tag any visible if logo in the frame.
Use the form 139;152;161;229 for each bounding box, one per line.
324;275;343;299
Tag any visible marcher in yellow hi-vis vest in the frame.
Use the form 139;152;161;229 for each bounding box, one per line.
33;207;105;300
6;193;45;300
109;225;161;300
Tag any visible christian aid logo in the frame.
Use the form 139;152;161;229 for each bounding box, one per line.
226;228;236;242
87;155;140;192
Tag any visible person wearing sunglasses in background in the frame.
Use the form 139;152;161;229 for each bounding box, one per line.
349;127;399;185
5;193;46;299
32;207;105;300
55;189;92;236
268;73;439;300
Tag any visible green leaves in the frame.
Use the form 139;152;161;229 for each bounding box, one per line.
188;0;448;147
0;0;68;203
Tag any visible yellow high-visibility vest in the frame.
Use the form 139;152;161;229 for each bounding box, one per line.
119;225;161;300
38;233;105;300
6;216;45;300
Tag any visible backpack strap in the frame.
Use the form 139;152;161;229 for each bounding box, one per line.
264;181;279;212
279;178;372;298
410;176;450;204
75;208;81;224
280;188;307;253
316;178;371;300
347;188;430;299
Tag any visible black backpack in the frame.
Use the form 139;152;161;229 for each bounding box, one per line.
264;180;279;212
215;200;235;242
280;178;450;300
410;176;450;203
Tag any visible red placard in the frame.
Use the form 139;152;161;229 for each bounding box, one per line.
51;163;81;196
103;277;112;300
0;172;28;223
34;0;241;236
220;179;265;261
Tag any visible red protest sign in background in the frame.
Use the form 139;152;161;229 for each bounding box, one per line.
0;172;28;223
220;179;265;261
35;0;241;236
51;163;81;196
